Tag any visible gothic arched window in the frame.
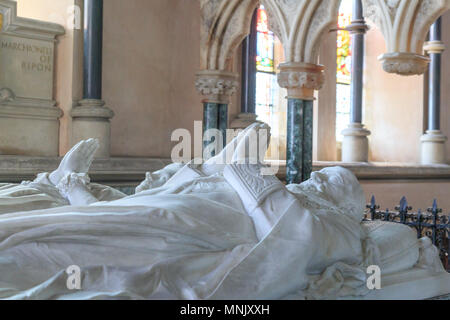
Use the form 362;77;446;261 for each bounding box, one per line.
255;5;277;127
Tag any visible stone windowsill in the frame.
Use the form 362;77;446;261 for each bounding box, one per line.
1;156;450;185
268;160;450;180
0;155;172;184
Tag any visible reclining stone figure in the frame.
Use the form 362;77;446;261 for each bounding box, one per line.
0;124;447;300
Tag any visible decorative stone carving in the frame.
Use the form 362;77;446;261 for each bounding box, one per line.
379;52;430;76
198;0;341;100
199;0;259;71
277;62;325;100
362;0;450;75
0;0;64;156
0;87;14;102
198;0;258;104
262;0;341;64
195;70;239;104
261;0;340;99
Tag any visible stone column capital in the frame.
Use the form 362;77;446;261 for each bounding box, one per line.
277;62;325;100
424;41;446;55
195;70;239;104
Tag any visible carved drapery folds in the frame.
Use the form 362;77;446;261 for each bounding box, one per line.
262;0;341;99
362;0;450;75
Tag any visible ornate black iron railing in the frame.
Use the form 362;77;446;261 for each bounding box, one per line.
365;196;449;272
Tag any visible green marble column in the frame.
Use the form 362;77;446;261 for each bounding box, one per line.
218;104;228;147
286;98;313;184
203;102;228;157
302;100;313;181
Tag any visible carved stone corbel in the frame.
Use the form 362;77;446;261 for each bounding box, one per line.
362;0;450;76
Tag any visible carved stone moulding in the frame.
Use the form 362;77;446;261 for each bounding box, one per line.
200;0;259;72
0;0;65;41
71;99;115;120
424;41;446;54
0;94;62;156
363;0;450;76
277;62;325;100
378;52;430;76
195;70;239;104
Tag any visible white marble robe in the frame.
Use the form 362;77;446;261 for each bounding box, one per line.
0;165;442;300
0;173;128;215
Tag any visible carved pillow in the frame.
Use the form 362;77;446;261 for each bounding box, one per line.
362;221;420;275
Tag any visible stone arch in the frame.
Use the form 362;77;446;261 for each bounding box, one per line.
199;0;342;71
262;0;341;65
197;0;344;102
362;0;450;75
200;0;260;72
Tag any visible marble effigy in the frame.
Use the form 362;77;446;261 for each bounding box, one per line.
0;124;448;300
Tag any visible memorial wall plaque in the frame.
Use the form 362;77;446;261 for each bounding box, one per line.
0;0;64;156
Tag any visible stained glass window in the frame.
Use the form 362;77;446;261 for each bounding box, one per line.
253;5;287;160
255;5;277;113
337;0;352;85
256;6;275;73
336;0;353;142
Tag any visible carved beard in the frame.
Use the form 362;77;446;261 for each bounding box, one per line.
290;170;365;223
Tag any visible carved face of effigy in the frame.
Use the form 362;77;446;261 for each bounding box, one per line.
292;167;366;222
